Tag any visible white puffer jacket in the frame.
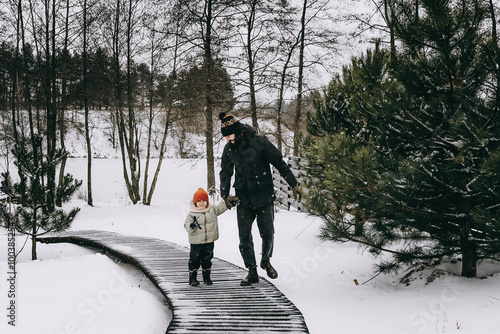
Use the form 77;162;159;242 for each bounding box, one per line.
184;200;228;244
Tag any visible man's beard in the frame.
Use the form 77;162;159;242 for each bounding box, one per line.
230;132;245;146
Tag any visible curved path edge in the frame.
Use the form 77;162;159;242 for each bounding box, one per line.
38;230;310;334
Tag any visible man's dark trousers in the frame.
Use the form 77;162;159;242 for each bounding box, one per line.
237;204;274;268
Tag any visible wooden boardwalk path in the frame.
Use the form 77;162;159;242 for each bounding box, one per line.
38;230;309;334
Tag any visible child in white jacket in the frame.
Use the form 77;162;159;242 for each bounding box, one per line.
184;188;228;286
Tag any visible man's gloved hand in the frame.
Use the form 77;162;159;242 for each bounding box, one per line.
292;185;303;202
224;195;240;209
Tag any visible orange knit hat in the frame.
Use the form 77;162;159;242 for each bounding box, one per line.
193;188;209;204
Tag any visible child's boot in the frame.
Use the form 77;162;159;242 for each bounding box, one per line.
189;270;199;286
202;269;213;285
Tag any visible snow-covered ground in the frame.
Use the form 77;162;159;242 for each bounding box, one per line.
1;157;500;334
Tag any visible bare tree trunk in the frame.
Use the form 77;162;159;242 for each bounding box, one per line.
276;40;299;152
143;14;156;205
116;110;138;203
12;0;22;144
12;4;18;143
246;0;259;133
206;98;215;190
293;0;307;156
204;0;216;190
83;0;93;206
32;207;37;260
112;0;140;204
383;0;397;61
459;218;477;277
113;0;133;203
143;106;153;205
276;80;284;152
57;0;71;207
143;14;171;205
143;95;153;204
274;3;301;153
144;20;180;205
14;0;24;202
44;0;58;212
177;0;235;189
146;106;173;205
85;108;93;206
126;0;141;203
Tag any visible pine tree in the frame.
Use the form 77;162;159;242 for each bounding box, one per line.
384;0;498;278
305;0;500;277
305;41;405;249
0;135;81;260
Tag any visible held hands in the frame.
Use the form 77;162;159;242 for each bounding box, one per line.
292;185;303;202
224;195;240;209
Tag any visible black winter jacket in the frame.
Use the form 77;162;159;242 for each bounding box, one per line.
219;124;297;209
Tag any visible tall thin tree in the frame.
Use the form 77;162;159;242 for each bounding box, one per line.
83;0;93;206
178;0;235;190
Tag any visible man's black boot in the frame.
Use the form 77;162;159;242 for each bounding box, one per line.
240;267;259;286
260;258;278;279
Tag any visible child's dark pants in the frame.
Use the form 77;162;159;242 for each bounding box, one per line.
188;242;214;270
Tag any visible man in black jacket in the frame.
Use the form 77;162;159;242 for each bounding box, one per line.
218;112;302;286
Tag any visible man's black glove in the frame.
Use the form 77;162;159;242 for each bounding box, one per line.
292;185;303;202
224;195;240;209
190;217;202;230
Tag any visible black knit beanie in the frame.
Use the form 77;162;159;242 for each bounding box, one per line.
219;112;243;136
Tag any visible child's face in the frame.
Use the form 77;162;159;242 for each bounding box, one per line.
195;200;207;208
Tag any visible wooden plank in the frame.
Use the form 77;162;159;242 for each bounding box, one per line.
38;230;309;334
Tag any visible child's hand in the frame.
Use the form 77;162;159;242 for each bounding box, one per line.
208;187;218;196
190;217;202;230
